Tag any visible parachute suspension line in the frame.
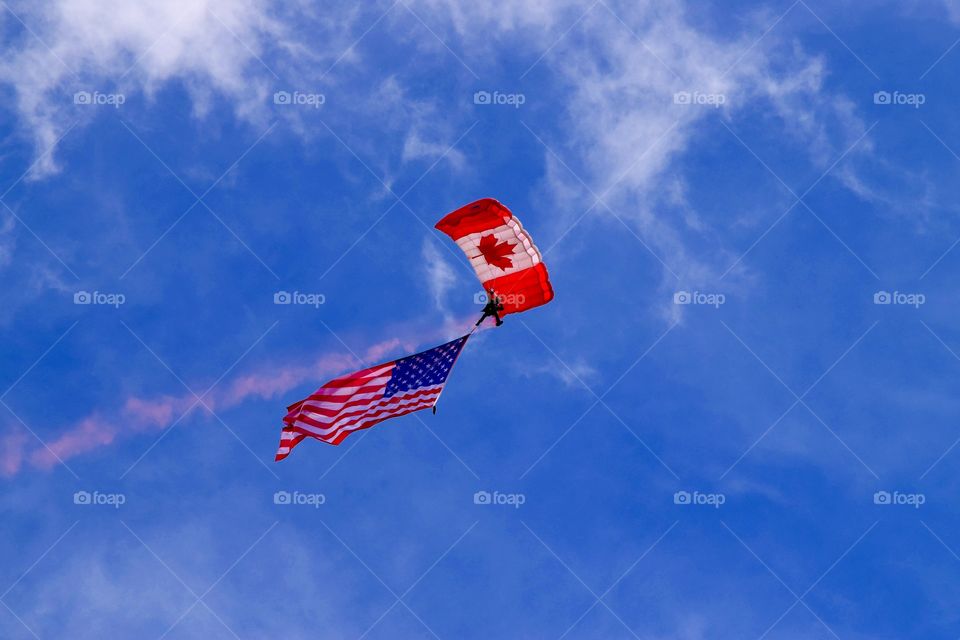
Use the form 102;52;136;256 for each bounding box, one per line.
431;331;473;415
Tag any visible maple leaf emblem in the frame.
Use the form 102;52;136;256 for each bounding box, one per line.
477;234;515;270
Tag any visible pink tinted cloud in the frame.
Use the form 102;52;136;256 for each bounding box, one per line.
2;319;474;477
0;429;28;476
30;415;116;470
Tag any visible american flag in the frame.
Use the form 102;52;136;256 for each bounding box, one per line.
275;335;470;460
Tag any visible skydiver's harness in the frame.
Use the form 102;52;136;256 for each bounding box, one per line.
434;290;502;416
475;289;504;327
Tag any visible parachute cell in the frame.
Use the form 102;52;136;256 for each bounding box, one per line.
435;198;554;315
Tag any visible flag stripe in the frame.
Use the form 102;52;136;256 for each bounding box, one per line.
327;398;438;445
275;335;469;459
275;429;306;461
285;386;439;424
288;394;441;446
319;364;394;386
287;387;442;438
294;376;394;399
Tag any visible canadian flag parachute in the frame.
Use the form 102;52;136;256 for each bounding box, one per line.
274;198;555;459
435;198;554;315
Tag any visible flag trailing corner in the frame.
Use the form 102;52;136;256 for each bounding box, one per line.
275;334;470;461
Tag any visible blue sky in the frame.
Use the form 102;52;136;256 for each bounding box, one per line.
3;0;960;637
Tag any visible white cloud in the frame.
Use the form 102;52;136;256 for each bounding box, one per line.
939;0;960;22
413;1;872;307
552;5;868;279
517;357;599;390
0;0;875;306
0;0;312;177
403;131;467;171
412;0;581;35
421;237;458;321
0;211;15;268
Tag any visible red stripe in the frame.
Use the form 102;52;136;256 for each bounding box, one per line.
288;390;440;438
327;398;436;444
287;395;438;446
287;388;441;435
290;381;391;407
275;429;306;461
283;388;434;425
435;198;512;241
320;365;393;387
284;390;391;422
483;263;554;314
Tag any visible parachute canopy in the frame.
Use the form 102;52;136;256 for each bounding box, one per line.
435;198;554;315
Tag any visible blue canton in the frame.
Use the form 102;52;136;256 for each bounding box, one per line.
384;336;468;398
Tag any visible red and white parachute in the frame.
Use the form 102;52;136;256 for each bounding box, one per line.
435;198;554;315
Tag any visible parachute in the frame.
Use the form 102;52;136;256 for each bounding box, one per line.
274;197;555;457
435;198;554;315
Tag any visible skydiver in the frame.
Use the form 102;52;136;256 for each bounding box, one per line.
476;289;504;327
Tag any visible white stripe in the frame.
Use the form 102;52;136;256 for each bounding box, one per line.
324;397;437;442
291;384;442;426
308;375;393;396
326;364;393;383
289;386;442;438
291;388;442;438
292;390;384;415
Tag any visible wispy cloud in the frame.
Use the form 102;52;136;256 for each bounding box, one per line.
421;237;459;322
0;0;315;177
0;319;478;476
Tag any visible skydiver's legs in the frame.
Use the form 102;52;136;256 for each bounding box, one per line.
476;292;506;327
